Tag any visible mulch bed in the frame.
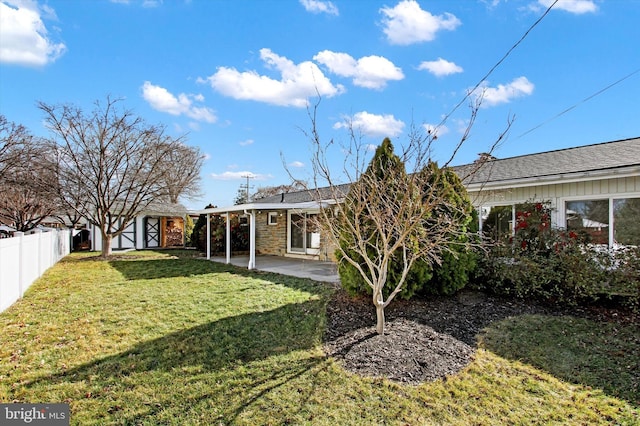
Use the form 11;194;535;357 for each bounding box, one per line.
322;287;637;385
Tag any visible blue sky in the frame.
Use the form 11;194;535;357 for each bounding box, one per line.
1;0;639;209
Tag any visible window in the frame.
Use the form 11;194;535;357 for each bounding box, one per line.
613;198;640;245
481;205;513;242
268;212;278;225
288;212;320;255
565;199;609;245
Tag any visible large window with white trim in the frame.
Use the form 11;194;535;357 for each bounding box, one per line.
564;197;640;246
566;199;609;245
480;196;639;247
288;212;320;255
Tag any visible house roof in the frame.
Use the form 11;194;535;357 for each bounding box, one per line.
252;183;350;204
455;137;640;189
195;137;640;213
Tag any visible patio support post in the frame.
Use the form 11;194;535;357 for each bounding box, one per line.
206;213;211;260
225;213;231;264
245;209;256;270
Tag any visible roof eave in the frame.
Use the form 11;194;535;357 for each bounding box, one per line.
191;200;334;215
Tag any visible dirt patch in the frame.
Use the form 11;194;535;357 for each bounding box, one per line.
322;287;637;385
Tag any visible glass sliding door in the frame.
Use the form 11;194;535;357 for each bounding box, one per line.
289;212;320;255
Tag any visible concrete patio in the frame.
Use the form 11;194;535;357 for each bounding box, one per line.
210;255;339;283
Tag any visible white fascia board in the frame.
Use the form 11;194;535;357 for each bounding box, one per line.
191;201;329;215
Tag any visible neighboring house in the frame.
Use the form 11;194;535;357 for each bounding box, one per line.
196;137;640;268
0;224;16;239
91;203;188;251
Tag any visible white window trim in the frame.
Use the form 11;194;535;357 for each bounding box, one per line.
559;192;640;247
268;212;278;225
286;209;321;255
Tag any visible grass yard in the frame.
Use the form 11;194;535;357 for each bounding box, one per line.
0;250;638;425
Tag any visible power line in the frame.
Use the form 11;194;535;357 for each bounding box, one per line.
517;67;640;138
434;0;559;131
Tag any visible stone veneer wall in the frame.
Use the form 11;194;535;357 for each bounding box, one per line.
255;210;287;256
254;209;340;261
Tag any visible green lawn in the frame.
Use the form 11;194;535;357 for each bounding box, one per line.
1;250;637;425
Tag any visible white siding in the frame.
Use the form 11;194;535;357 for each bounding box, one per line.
470;176;640;207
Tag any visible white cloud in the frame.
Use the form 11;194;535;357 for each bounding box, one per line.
288;161;305;168
418;58;463;77
239;139;254;146
537;0;597;14
379;0;461;45
0;0;66;66
210;171;272;181
423;123;449;138
314;50;404;89
142;0;161;7
300;0;338;15
141;81;217;123
200;48;345;108
475;76;535;107
333;111;405;138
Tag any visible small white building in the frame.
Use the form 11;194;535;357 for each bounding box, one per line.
91;203;188;251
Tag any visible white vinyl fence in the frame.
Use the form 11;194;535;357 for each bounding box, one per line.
0;229;71;313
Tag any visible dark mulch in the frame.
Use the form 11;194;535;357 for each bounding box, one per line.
322;287;637;385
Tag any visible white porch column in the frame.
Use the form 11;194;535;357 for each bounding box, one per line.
206;213;211;260
246;210;256;270
225;213;231;264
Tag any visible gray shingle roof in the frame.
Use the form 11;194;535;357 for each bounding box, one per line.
454;137;640;185
252;183;350;204
251;137;640;204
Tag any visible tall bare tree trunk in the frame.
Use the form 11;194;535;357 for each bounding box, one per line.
101;233;113;258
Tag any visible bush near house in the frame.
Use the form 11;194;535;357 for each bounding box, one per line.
473;201;640;310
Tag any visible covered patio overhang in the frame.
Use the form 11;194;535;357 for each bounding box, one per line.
193;201;327;270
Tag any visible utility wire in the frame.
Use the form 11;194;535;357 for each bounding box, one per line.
517;67;640;138
435;0;559;131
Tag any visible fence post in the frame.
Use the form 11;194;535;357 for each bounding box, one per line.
14;232;25;298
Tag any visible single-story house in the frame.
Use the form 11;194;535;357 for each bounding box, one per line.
196;137;640;269
91;203;188;251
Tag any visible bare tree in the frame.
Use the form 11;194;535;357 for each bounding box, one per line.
0;116;59;231
39;97;203;257
251;181;307;201
156;141;204;204
304;100;510;335
0;115;32;182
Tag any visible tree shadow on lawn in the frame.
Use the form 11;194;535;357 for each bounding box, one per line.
109;255;331;297
480;313;640;407
109;257;231;280
27;298;329;424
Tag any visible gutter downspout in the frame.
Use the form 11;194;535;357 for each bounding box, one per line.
244;209;256;270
